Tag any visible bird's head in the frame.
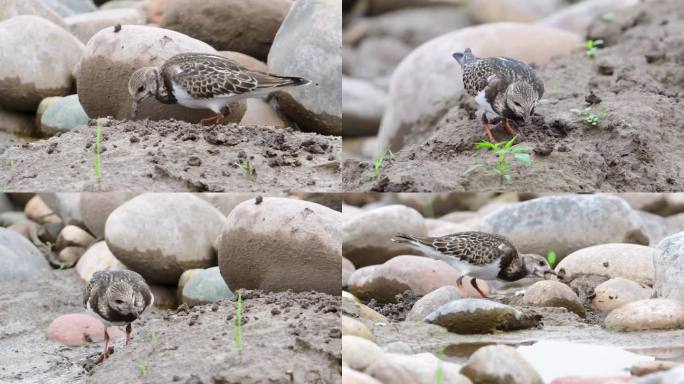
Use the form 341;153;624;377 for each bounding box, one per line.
521;253;556;279
128;67;160;117
505;82;539;123
106;281;147;317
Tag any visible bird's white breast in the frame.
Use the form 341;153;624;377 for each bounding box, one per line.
171;81;233;114
474;90;496;115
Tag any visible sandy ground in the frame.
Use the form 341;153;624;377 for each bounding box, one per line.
0;269;341;384
343;0;684;192
0;119;341;192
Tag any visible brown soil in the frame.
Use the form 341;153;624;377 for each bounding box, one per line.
0;269;341;384
0;119;341;192
343;0;684;192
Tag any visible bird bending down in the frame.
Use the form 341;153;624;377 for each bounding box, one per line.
392;231;555;298
127;52;311;125
452;48;544;142
84;270;153;363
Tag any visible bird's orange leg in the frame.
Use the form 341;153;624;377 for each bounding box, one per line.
200;115;220;126
471;278;488;299
456;275;469;298
125;323;132;346
481;114;495;142
501;118;518;137
95;329;110;364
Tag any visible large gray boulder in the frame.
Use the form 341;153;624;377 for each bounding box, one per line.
0;228;51;280
654;232;684;301
0;16;85;112
79;192;138;238
105;193;226;284
0;0;67;27
477;195;649;260
268;0;342;135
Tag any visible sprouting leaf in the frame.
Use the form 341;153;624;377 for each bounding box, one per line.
547;251;557;268
475;141;497;150
514;153;533;166
503;136;518;151
511;146;532;153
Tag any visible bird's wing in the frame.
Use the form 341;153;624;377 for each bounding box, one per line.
429;232;502;266
493;57;544;97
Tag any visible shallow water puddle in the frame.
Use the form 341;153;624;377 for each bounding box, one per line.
517;340;654;382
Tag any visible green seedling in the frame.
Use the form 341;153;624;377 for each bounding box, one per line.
234;289;243;356
547;251;557;268
570;107;607;126
138;361;149;377
8;159;15;171
235;160;256;180
373;147;393;179
464;136;534;184
148;330;157;343
584;39;604;59
601;12;616;22
434;348;445;384
550;84;559;93
92;120;102;180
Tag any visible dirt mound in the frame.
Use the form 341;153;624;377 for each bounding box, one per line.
0;269;341;384
0;119;341;192
343;0;684;192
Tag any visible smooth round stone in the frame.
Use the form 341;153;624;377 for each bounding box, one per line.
195;193;259;217
58;246;85;265
105;193;226;284
0;15;84;112
342;295;388;323
39;94;89;136
0;0;67;27
75;241;127;282
25;195;61;224
342;316;373;340
177;268;203;300
342;257;356;287
0;227;51;280
654;232;684;301
342;76;387;137
592;278;652;313
461;345;542;384
364;357;420;384
478;195;649;261
267;0;342;135
556;243;655;285
342;367;383;384
631;360;680;377
406;286;463;322
605;299;684;332
342;335;384;371
370;353;469;384
182;267;233;307
47;313;123;347
343;205;427;268
425;299;540;334
64;8;145;43
218;197;340;294
56;225;94;250
39;193;83;226
469;0;564;23
538;0;639;36
522;280;585;317
79;192;138;238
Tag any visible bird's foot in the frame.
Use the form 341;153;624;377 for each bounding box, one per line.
93;347;113;364
501;119;524;141
200;115;220;126
481;114;496;142
125;323;132;347
471;278;489;299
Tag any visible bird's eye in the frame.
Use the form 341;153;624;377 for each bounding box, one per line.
539;261;545;266
137;86;144;92
115;299;124;304
514;102;522;107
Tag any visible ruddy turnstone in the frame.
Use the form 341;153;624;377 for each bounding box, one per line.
392;231;555;298
127;52;310;125
452;48;544;142
83;270;153;363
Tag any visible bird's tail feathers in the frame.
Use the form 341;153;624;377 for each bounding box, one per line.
255;72;311;88
392;233;420;245
452;48;474;66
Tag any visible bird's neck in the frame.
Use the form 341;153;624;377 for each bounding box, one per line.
155;73;176;104
498;261;528;282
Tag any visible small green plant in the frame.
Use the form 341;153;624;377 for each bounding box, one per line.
148;330;157;343
92;120;103;180
547;251;557;268
373;147;393;178
8;159;15;171
601;12;616;22
570;107;607;126
464;136;534;184
138;361;149;377
434;348;445;384
550;84;559;93
584;39;604;59
234;289;243;356
235;160;256;180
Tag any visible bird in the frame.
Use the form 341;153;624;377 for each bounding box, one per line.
392;231;555;298
83;270;154;363
452;48;544;142
127;52;311;125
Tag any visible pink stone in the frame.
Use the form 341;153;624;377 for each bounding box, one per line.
47;313;124;347
551;376;635;384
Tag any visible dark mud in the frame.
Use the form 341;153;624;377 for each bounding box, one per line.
0;269;341;384
0;119;341;192
343;0;684;192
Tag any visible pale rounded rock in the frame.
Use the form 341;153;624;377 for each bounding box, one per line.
0;0;67;28
522;280;585;317
0;16;85;112
177;268;203;300
478;195;649;260
342;294;388;323
372;353;470;384
39;193;83;225
105;193;226;284
57;246;85;265
75;25;242;123
364;357;420;384
592;277;652;313
343;205;427;268
0;227;51;281
39;94;89;136
342;76;387;137
56;225;94;250
425;299;539;334
406;285;463;322
469;0;565;23
556;243;655;285
342;367;383;384
377;23;582;152
342;335;384;371
342;315;374;340
217;197;340;294
75;241;127;282
268;0;342;135
182;266;234;307
605;298;684;332
654;232;684;301
47;313;123;347
64;8;146;43
79;192;138;238
538;0;640;36
461;345;542;384
25;195;61;224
